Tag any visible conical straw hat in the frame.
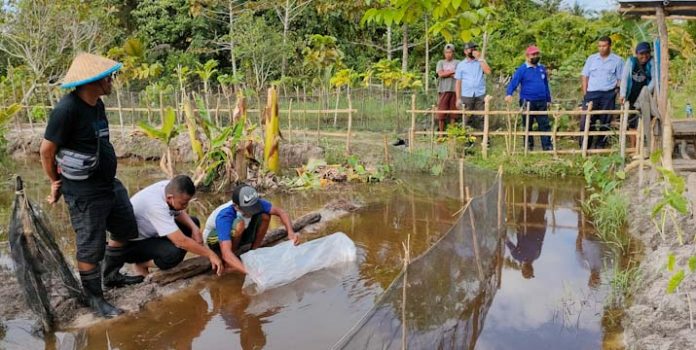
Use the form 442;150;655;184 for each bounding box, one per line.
61;53;122;89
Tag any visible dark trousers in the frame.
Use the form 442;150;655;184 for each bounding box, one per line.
64;179;138;264
521;100;552;151
124;217;200;270
579;90;616;149
461;96;485;129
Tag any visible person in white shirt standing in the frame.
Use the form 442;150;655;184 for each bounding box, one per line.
107;175;231;278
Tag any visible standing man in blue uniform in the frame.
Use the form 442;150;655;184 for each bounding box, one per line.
455;42;491;129
580;36;624;149
505;45;553;151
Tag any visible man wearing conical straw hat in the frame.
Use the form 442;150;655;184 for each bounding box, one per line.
40;53;143;318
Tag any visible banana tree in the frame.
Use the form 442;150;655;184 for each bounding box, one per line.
264;86;281;173
138;107;179;178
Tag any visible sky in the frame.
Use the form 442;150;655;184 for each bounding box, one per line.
562;0;619;12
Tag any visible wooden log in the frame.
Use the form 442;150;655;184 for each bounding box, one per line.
346;92;353;154
150;212;322;285
410;94;416;153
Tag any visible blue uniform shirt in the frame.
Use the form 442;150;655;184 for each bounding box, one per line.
581;53;624;92
506;62;551;102
454;58;486;98
214;199;272;242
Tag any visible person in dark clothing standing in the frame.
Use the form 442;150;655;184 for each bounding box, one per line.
506;187;549;279
619;42;656;148
580;36;624;149
40;53;142;318
505;45;553;151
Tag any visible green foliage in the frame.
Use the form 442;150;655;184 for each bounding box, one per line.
606;263;640;308
583;192;630;253
690;256;696;273
0;104;22;156
667;270;685;294
137;107;179;143
668;253;676;272
582;154;624;193
393;145;449;175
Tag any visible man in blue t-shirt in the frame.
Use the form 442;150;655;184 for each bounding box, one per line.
203;185;299;270
505;45;553;151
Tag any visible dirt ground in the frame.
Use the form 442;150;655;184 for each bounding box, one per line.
5;125;324;169
623;170;696;350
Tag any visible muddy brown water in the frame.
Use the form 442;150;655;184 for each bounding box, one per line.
0;157;623;349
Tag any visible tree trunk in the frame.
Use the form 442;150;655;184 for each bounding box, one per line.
402;24;408;72
424;16;430;94
281;0;290;77
228;1;237;76
387;25;392;60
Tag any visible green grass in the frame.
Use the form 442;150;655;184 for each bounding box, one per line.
583;192;631;253
605;262;641;309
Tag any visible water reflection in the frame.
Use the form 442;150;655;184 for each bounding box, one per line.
0;159;622;350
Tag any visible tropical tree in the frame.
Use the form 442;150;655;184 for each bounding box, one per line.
138;107;179;178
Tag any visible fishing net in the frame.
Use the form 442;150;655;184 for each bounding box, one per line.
8;176;83;331
334;170;504;349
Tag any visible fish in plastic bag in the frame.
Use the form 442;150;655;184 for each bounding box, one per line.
241;232;357;294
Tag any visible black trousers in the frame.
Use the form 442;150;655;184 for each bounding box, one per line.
579;90;616;149
124;217;200;270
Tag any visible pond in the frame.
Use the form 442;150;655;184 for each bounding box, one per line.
0;157;623;349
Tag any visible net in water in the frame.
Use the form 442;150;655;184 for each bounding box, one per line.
334;171;504;349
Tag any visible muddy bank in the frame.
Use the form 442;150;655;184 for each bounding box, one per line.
5;125;324;169
0;198;361;342
623;171;696;349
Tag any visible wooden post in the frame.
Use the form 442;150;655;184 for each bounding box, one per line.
346;92;353;154
383;134;390;164
581;101;594;158
505;103;512;155
656;6;673;170
459;159;465;203
333;87;340;127
410;94;416;154
159;91;165;123
512;106;518;154
288;98;293;143
638;112;646;159
115;85;125;138
130;92;137;129
430;105;436;153
552;109;559;158
620;102;628;160
524;101;531;156
482;95;491;159
146;93;153;124
214;94;221;127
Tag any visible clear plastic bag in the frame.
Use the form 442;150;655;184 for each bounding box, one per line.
241;232;357;294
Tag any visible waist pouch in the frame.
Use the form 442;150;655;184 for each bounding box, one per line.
56;148;99;181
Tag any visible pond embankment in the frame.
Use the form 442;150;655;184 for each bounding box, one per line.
623;171;696;349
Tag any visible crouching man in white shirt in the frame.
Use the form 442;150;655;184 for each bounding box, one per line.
111;175;245;278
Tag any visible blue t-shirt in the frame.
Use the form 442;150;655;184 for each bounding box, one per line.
209;199;272;243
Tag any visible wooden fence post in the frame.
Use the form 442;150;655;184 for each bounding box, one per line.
459;158;465;203
288;98;293;143
410;94;416;153
383;134;390;164
430;105;436;153
346;92;353;154
115;85;125;138
619;102;628;160
159;91;165;123
581;102;594;158
505;103;512;155
552;109;559;158
524;102;531;156
130;92;137;129
482;95;491;159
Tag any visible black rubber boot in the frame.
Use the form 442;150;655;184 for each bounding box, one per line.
103;246;144;288
80;267;123;318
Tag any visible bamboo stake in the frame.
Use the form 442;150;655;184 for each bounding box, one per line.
430;105;436;153
20;81;33;132
288;99;293;143
505;103;512;155
383;134;390;164
513;105;518;154
638;115;645;188
524;101;531;155
130;92;137;129
552;108;559;158
401;234;410;350
459;159;465;203
146;93;152;124
620;102;628;160
115;85;124;138
214;94;221;127
333;87;340;127
466;186;485;281
482;95;491;159
582;101;594;158
159;91;165;123
657;6;673;170
410;94;416;154
346;92;353;154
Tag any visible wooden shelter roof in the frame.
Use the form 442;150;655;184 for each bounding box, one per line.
619;1;696;17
